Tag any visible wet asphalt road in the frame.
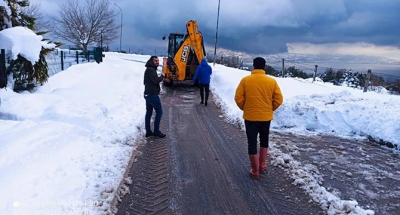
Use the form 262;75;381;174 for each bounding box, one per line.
116;82;399;215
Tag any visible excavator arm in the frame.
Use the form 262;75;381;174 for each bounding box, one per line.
186;20;205;67
163;20;206;82
173;34;193;81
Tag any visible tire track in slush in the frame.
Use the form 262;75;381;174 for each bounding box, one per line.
116;83;323;215
161;83;322;214
197;94;322;215
168;86;253;215
116;122;173;213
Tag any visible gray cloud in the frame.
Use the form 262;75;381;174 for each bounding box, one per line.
31;0;400;55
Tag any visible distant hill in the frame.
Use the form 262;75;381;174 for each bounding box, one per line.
262;53;400;65
215;51;400;77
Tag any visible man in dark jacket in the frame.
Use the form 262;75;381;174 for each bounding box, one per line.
193;58;212;106
143;56;166;138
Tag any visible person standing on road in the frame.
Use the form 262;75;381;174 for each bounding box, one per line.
143;56;166;138
193;58;212;106
234;57;283;179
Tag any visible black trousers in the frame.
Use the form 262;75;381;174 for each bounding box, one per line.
244;120;271;155
199;84;210;102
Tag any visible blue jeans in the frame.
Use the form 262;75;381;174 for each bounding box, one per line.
144;95;163;133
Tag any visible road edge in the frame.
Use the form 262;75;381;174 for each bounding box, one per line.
109;135;146;214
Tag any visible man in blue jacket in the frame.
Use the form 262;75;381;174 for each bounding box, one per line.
193;58;212;106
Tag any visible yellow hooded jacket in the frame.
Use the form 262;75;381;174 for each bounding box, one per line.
234;69;283;121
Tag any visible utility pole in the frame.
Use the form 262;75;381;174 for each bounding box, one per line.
110;2;123;52
313;65;318;82
364;69;372;92
282;58;285;78
213;0;221;66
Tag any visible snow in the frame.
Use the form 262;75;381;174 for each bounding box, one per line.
1;52;399;215
212;65;400;146
0;2;12;28
0;26;55;64
1;54;144;215
0;1;9;14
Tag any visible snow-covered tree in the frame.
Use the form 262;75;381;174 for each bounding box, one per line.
339;70;362;88
0;0;58;91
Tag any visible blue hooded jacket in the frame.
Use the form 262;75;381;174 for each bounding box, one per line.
193;58;212;84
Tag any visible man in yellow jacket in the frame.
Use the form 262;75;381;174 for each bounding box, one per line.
234;57;283;179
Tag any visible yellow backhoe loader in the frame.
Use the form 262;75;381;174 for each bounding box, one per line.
162;20;206;86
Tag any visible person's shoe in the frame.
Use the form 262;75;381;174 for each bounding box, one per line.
145;131;153;138
153;131;166;138
204;101;208;106
200;100;204;104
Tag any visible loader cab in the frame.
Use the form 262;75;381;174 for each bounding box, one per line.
165;33;185;58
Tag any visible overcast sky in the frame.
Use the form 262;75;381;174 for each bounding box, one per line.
29;0;400;60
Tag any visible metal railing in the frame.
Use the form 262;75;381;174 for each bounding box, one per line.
0;49;7;89
47;50;99;76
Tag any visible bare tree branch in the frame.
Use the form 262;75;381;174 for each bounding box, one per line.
20;2;50;31
49;0;119;51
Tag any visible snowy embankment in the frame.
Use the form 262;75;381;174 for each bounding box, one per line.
0;54;146;214
210;65;400;150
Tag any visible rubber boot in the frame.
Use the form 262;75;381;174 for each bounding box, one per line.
259;147;268;172
249;154;259;179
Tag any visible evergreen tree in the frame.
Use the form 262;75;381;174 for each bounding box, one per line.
321;68;336;82
0;0;58;91
264;64;280;77
320;68;348;85
339;70;362;88
286;66;310;79
387;79;400;95
335;69;345;85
